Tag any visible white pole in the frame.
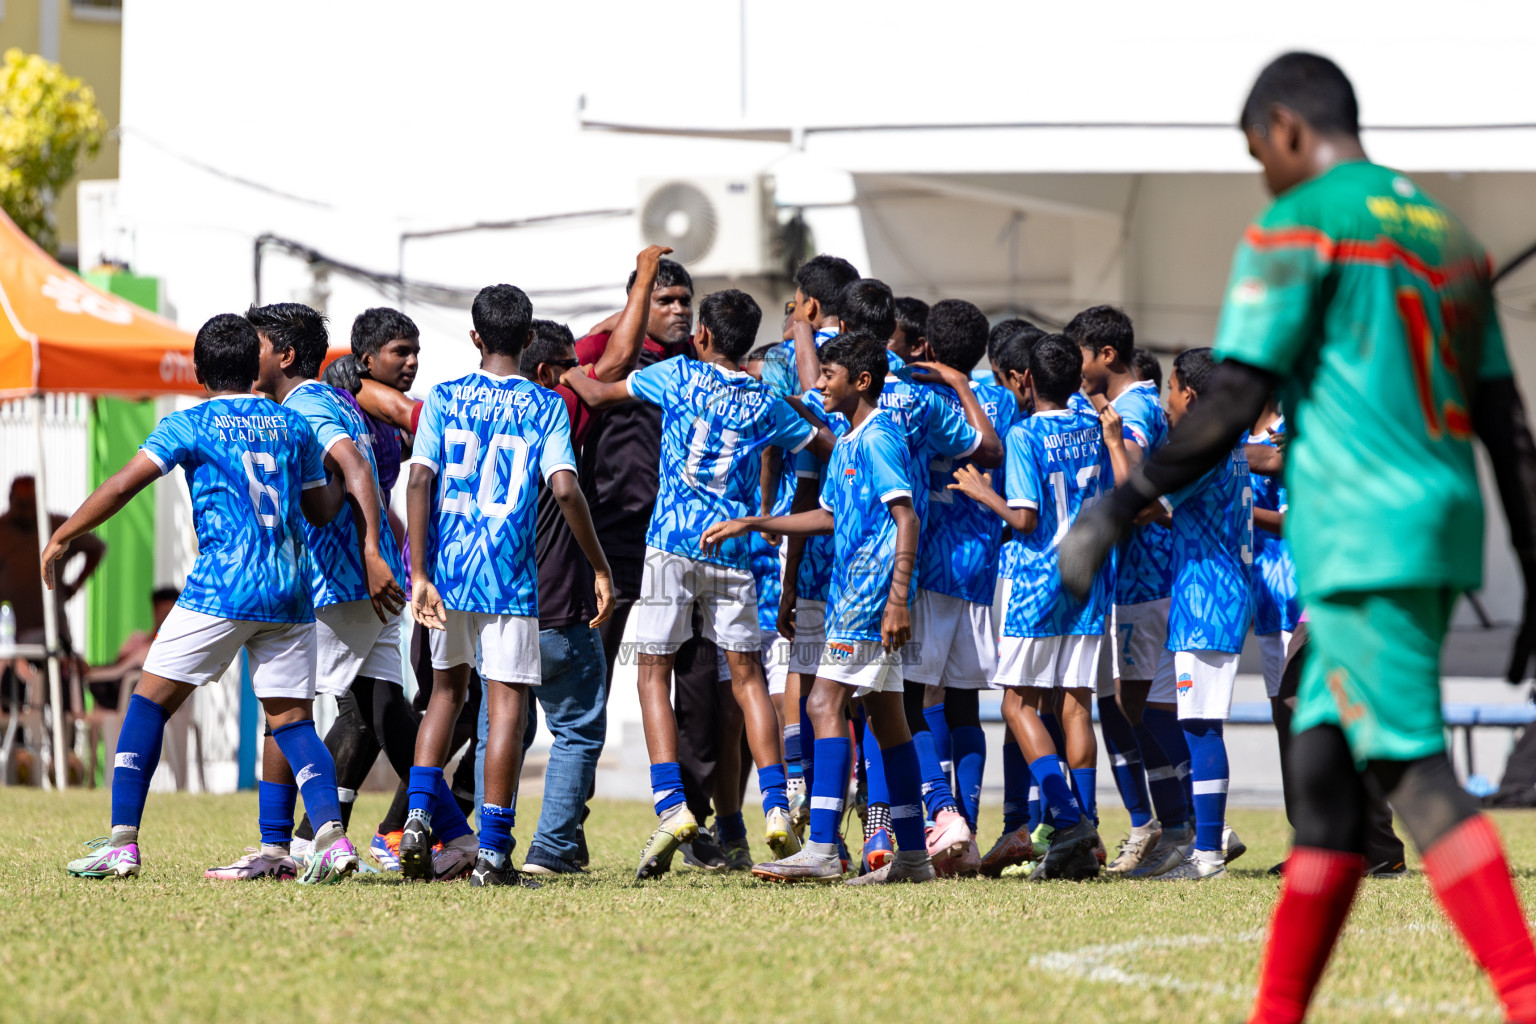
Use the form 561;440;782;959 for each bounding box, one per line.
33;394;67;792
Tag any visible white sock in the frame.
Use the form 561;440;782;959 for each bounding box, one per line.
1195;847;1224;866
806;841;838;857
313;820;344;851
895;849;929;866
110;825;138;848
260;842;290;860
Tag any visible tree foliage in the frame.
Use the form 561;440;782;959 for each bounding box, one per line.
0;48;106;254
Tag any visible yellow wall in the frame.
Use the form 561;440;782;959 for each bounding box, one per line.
0;0;121;257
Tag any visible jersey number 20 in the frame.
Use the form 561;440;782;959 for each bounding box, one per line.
441;429;531;518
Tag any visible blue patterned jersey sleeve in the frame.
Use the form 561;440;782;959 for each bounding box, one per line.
625;355;683;407
410;388;446;474
539;400;578;480
298;419;327;489
1003;426;1039;510
869;423;913;503
141;413;195;474
923;388;980;459
765;397;816;455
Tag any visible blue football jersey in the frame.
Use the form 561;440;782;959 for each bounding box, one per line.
1111;381;1174;606
1249;424;1300;635
877;368;981;536
411;370;577;617
820;409;915;643
1000;410;1115;637
629;355;815;570
283;380;406;609
1166;439;1255;654
749;530;782;636
141;394;326;624
761;329;905;403
920;380;1019;604
1067;391;1096;415
789;388;848;602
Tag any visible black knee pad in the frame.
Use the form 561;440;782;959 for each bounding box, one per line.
945;689;980;729
1366;753;1477;853
1288;725;1367;854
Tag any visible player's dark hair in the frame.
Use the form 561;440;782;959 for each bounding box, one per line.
1029;333;1085;405
519;319;576;377
472;284;534;357
820;330;887;399
1064;305;1134;365
1173;347;1217;396
245;302;329;379
836;278;896;340
1241;52;1359;137
926;299;990;373
794;254;860;316
699;289;762;362
625;258;693;295
895;296;928;345
1132;348;1163;392
988;316;1041;363
150;586;181;605
195;313;261;392
746;343;779;364
995;330;1038;379
350;306;419;360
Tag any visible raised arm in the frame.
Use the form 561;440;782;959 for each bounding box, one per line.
907;362;1003;468
326;436;405;621
42;453;160;591
355;378;421;434
793;318;821;395
590;246;673;383
562;365;637;411
549;469;615;628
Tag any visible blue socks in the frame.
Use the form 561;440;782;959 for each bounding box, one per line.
1071;767;1098;825
798;696;815;797
649;761;686;817
271;719;340;830
717;811;747;843
809;737;851;845
922;703;953;784
862;719;889;808
1099;698;1153;827
405;765;474;841
952;725;986;830
1140;708;1193;828
1029;755;1081;828
479;802;515;867
881;739;928;852
783;722;803;778
1183;718;1228;853
1001;738;1028;833
258;780;297;846
757;762;789;815
912;727;957;819
111;694;169;829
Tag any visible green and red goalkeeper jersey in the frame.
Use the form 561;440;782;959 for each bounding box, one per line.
1213;160;1510;600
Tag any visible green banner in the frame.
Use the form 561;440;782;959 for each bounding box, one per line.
85;397;158;665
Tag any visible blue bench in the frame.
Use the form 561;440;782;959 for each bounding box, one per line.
976;698;1536;775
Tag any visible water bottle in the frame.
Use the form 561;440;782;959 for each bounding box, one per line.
0;601;15;656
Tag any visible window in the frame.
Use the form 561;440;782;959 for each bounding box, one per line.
71;0;122;22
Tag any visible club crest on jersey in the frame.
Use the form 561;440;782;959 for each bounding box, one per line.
1176;672;1193;696
826;641;856;664
1230;277;1267;306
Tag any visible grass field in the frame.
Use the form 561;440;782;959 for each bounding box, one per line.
3;791;1531;1023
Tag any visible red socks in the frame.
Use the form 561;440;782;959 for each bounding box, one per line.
1249;846;1364;1024
1423;815;1536;1023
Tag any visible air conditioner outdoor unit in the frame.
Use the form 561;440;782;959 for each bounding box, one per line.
638;176;779;277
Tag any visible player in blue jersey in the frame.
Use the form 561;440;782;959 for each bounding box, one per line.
704;332;935;885
1248;404;1300;705
53;314;358;883
903;299;1017;875
1070;306;1194;877
951;333;1112;881
407;284;613;888
1155;348;1254;881
563;288;834;879
200;303;409;882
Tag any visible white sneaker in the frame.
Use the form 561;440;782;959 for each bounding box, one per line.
1160;850;1227;881
1107;819;1163;875
750;845;843;883
844;852;935;885
764;806;802;859
1130;824;1194;878
1222;824;1247;864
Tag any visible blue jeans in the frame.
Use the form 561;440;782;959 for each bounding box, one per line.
474;624;607;867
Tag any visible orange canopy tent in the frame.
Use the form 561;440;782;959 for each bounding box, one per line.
0;207;206;789
0;208;201;398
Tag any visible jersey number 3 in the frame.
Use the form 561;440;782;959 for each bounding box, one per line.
441;429;532;518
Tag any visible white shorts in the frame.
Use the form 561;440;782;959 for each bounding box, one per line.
1148;648;1179;704
143;605;317;700
904;588;997;689
819;639;903;696
787;598;827;676
763;635;790;696
1112;598;1171;681
632;547;762;654
1174;649;1241;721
314;601;404;697
429;610;540;685
995;634;1103;690
1257;630;1294;699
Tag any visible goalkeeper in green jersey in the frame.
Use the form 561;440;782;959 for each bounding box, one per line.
1061;52;1536;1024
